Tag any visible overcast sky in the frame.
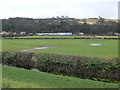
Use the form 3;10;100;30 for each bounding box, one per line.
0;0;119;19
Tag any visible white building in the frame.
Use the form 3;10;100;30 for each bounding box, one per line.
36;33;72;36
79;32;84;35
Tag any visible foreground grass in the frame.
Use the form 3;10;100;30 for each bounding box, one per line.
2;39;118;57
2;65;118;88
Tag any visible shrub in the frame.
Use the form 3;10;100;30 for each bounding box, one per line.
2;52;35;69
1;52;120;80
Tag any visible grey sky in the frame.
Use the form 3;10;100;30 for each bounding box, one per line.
0;0;119;19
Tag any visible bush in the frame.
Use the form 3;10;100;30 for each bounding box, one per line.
34;53;120;79
2;52;35;69
1;52;120;80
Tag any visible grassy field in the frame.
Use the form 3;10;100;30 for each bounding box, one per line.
79;19;118;24
7;35;119;38
2;65;119;88
2;39;118;57
2;38;119;88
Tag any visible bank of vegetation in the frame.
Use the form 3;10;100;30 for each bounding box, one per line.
2;52;120;83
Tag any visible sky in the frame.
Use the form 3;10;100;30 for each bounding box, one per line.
0;0;119;19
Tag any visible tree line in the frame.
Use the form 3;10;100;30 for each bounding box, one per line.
2;17;119;35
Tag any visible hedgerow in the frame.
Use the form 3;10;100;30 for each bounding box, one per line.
1;52;120;80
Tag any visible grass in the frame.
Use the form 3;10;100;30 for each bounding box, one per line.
2;39;118;57
2;65;119;88
1;38;119;88
79;19;118;24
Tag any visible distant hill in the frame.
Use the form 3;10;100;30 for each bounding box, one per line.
2;17;119;36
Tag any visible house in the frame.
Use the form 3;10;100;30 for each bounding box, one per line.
0;31;9;35
20;32;26;35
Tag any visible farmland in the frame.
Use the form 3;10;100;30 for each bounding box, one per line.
2;39;118;57
1;8;119;89
82;19;118;24
2;38;119;88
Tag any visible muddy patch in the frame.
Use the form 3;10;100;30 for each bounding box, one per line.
18;46;56;51
90;44;103;46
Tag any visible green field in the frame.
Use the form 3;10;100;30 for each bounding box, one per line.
2;65;118;88
80;19;118;24
2;39;119;88
7;35;119;38
2;39;118;57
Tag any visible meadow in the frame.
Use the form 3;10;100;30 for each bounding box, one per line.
2;39;119;88
84;19;118;24
2;39;118;57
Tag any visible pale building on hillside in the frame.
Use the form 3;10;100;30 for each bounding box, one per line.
36;33;72;36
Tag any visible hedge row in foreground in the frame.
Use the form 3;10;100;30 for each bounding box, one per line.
1;52;120;80
4;37;120;39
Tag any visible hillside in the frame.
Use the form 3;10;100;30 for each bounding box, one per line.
2;65;118;88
